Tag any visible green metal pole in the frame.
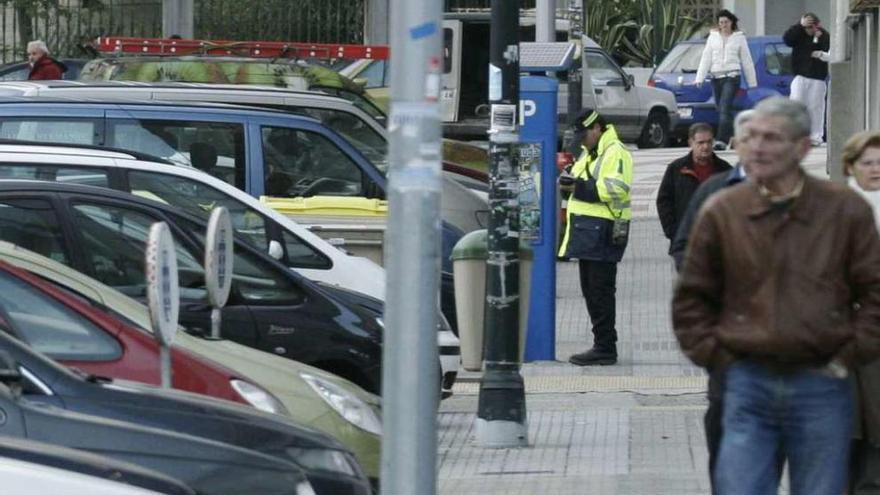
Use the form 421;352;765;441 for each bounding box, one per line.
476;0;528;448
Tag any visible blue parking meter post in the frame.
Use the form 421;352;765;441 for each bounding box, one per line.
520;75;557;361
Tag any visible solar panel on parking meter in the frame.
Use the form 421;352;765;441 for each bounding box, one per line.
204;207;234;340
145;222;179;388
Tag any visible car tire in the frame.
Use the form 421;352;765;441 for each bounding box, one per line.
637;111;670;149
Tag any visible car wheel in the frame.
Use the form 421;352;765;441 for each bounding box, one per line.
637;111;670;149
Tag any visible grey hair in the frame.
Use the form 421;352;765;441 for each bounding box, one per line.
753;96;811;139
27;40;49;55
733;109;756;137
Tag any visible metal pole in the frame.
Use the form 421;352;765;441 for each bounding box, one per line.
536;0;555;43
160;345;172;388
162;0;193;38
565;0;584;151
210;307;221;339
653;0;662;66
476;0;528;449
381;0;442;492
364;0;390;45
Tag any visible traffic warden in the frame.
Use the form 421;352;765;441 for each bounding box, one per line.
559;109;633;366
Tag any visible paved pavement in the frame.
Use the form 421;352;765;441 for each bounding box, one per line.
436;146;829;494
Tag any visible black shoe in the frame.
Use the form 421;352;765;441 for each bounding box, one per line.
569;348;617;366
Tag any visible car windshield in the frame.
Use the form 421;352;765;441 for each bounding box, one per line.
656;43;704;73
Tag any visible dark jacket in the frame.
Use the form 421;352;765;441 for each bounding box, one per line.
670;166;744;270
673;174;880;370
28;56;66;80
783;23;830;80
656;152;731;243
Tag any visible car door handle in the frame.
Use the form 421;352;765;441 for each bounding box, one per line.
594;88;603;94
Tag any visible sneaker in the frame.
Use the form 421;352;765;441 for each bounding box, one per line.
713;141;727;151
569;347;618;366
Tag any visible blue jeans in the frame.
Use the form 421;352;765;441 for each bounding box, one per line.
712;75;740;145
714;361;853;495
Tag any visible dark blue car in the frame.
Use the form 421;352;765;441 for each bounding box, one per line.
649;35;793;141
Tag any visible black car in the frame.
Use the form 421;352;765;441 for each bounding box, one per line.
0;354;312;495
0;436;195;495
0;180;384;394
0;59;87;81
0;329;370;494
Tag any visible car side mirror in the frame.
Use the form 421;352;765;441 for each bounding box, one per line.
626;74;635;88
268;240;284;260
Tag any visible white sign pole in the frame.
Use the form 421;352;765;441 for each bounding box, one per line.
204;207;234;340
145;222;180;389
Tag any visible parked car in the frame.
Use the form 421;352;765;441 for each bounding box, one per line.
0;141;460;399
0;58;87;81
649;35;794;141
0;332;371;494
0;99;469;330
0;437;194;495
0;257;280;410
0;363;315;495
0;180;387;393
0;239;383;481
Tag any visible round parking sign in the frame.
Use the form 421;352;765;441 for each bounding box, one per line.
205;207;233;309
146;222;180;347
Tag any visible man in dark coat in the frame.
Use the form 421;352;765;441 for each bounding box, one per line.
783;13;830;146
656;122;731;255
27;40;67;80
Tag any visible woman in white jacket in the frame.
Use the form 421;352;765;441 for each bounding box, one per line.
695;9;758;150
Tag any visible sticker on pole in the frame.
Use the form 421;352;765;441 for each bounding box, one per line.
146;222;179;347
204;206;234;309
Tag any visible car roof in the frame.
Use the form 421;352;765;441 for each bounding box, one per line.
0;95;324;121
0;140;172;164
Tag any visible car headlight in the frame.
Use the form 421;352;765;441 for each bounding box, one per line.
286;447;359;476
230;379;288;415
295;480;318;495
301;372;382;436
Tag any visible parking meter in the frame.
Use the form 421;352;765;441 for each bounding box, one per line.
145;222;179;388
519;75;559;362
204;207;233;340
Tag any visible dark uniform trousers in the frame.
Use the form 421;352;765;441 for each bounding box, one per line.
577;259;617;351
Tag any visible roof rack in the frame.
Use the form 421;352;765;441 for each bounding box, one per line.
0;139;174;165
94;36;389;60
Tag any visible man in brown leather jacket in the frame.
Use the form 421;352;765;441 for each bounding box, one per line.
673;97;880;494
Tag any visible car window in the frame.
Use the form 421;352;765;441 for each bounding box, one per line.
316;87;386;121
765;43;793;76
0;164;109;187
356;61;386;88
107;119;246;188
177;216;304;304
0;66;29;81
0;118;98;145
0;198;69;264
655;43;704;73
261;126;365;198
71;203;207;301
0;270;121;361
298;107;388;173
281;229;331;269
584;51;625;85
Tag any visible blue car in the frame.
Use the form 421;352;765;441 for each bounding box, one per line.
649;35;793;141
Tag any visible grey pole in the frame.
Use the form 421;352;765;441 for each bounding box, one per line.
475;0;528;449
536;0;556;43
162;0;194;38
160;346;172;388
365;0;390;45
381;0;443;492
564;0;584;150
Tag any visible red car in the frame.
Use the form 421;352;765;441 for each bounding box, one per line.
0;260;269;408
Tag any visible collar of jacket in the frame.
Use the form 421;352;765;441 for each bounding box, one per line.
744;169;813;222
678;151;727;178
596;125;622;156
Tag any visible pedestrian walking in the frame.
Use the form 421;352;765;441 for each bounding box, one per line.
26;40;66;80
559;108;632;366
694;9;758;151
842;130;880;494
783;13;830;146
673;97;880;495
656;122;732;252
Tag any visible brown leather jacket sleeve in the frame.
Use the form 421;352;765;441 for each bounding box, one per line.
835;198;880;367
671;201;733;369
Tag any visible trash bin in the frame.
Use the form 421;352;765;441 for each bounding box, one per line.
451;230;533;371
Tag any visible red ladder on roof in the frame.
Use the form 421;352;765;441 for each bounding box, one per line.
95;36;390;60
